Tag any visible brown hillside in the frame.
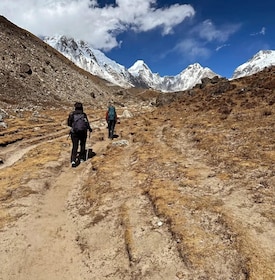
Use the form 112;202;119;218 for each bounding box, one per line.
0;16;274;280
0;16;149;110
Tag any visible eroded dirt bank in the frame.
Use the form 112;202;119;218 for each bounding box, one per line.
0;102;274;280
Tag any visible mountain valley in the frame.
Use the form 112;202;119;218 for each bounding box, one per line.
0;16;274;280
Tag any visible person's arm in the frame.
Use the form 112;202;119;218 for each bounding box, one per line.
84;113;93;132
67;112;73;127
105;110;109;122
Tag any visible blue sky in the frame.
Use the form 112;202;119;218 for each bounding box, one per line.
0;0;274;78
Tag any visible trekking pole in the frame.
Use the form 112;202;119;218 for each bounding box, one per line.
86;131;91;161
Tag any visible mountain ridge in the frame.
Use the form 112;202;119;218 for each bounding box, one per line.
43;35;220;92
43;35;275;92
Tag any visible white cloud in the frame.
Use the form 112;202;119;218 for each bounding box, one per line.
0;0;195;50
172;19;240;62
175;38;211;61
129;3;195;35
193;19;241;43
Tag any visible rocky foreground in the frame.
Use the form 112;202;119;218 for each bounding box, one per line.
0;81;274;279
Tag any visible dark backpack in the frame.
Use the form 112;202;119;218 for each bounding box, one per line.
72;113;87;133
108;106;116;121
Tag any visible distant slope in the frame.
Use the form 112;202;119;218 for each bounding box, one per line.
232;50;275;79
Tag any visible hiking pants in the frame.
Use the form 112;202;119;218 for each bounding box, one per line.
70;131;87;162
107;120;116;139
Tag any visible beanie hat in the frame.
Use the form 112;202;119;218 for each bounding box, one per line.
74;102;83;110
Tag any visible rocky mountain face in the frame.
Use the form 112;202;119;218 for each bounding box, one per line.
43;35;219;92
43;35;137;89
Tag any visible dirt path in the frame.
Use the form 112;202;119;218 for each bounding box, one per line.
0;126;184;280
0;169;88;280
0;112;274;280
0;138;91;279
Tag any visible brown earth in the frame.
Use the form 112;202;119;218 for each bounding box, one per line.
0;79;274;279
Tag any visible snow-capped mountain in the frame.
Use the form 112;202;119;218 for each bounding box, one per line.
128;60;163;89
129;61;218;92
43;35;219;92
43;35;135;88
43;35;275;92
163;63;218;92
232;50;275;79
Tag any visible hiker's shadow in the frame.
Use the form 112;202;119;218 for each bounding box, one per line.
86;148;96;160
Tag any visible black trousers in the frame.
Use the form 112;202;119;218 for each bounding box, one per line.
70;131;87;162
107;120;116;139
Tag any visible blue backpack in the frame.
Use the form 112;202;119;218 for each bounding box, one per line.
108;106;116;121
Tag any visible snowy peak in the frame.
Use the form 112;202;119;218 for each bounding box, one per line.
43;35;134;88
232;50;275;79
129;60;163;89
128;60;149;76
178;63;215;78
159;63;218;92
128;61;219;92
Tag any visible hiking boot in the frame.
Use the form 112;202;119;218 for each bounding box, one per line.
71;161;76;168
80;159;85;163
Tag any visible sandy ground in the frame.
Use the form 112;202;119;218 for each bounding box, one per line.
0;128;186;280
0;110;274;280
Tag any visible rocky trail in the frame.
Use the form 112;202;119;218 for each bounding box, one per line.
0;107;274;280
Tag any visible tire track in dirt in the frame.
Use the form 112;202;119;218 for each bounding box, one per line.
69;133;188;279
114;145;187;279
151;120;275;279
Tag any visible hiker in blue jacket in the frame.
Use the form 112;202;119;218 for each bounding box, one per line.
68;102;92;167
105;103;117;139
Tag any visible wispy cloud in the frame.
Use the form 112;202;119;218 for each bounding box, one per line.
192;19;241;43
250;27;266;36
175;38;211;61
174;19;240;61
216;44;230;51
0;0;195;50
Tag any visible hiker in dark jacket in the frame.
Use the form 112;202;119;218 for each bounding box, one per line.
105;103;117;139
68;102;92;167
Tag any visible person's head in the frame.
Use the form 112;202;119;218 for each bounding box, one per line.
74;102;83;111
108;100;114;107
